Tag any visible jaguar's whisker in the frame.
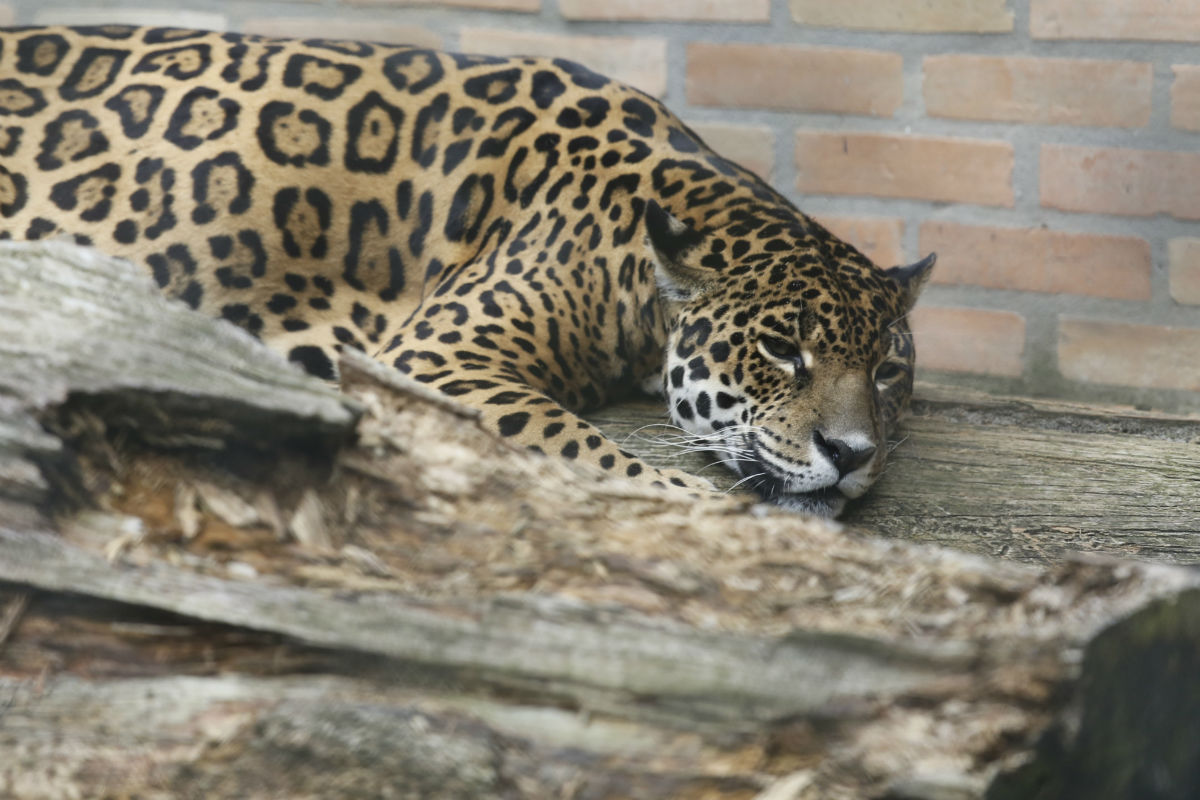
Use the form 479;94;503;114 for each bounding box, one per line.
725;471;769;493
697;457;756;475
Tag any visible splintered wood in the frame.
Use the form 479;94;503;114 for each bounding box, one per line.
1;240;1198;800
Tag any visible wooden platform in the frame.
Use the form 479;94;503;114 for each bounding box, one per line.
589;387;1200;566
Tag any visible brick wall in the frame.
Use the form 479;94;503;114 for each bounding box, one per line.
5;0;1199;412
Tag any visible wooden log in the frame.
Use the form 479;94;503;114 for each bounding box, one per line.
1;239;1199;799
0;404;59;529
0;239;357;451
588;390;1200;565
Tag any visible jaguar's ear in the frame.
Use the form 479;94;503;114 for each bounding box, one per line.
645;199;709;302
885;252;936;313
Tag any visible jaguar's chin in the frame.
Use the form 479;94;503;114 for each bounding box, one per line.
771;488;847;518
727;457;847;518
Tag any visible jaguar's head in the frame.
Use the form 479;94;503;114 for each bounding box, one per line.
646;200;934;517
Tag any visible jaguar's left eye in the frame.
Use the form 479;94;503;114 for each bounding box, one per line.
759;335;801;361
874;362;902;383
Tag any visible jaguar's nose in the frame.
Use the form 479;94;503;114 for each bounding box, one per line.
813;431;876;477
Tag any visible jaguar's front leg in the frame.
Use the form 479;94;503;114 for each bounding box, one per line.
388;346;712;493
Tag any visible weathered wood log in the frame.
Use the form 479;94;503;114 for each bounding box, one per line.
1;240;1199;799
589;390;1200;566
0;240;357;447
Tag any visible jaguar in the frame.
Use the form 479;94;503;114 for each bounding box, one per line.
0;25;934;516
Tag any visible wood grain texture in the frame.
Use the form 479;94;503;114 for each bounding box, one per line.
588;392;1200;566
0;240;357;447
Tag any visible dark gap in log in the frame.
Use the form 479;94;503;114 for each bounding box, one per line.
0;580;531;703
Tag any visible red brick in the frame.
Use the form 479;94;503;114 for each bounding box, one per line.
242;19;443;48
350;0;539;11
815;216;905;267
1033;0;1200;42
688;122;775;181
1168;238;1200;306
1059;319;1200;391
1040;145;1200;220
687;43;902;116
561;0;768;22
1171;66;1200;132
795;131;1014;207
924;55;1151;128
458;29;667;97
909;307;1026;377
790;0;1013;32
920;222;1151;300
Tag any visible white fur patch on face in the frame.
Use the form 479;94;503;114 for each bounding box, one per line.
666;373;755;468
754;434;839;493
668;383;742;438
829;431;879;498
641;367;665;397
